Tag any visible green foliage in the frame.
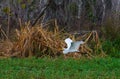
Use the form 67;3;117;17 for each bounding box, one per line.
21;4;26;9
69;2;78;16
18;0;31;3
101;18;120;58
18;0;22;3
93;0;97;4
2;7;10;14
0;57;120;79
101;18;120;40
102;40;120;58
85;1;96;22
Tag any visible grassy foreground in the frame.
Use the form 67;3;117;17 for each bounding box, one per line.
0;57;120;79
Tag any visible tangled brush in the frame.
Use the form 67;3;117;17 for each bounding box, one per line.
0;23;105;58
13;25;66;57
64;31;106;58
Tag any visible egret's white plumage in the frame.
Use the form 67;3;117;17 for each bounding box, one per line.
63;38;84;54
64;38;73;50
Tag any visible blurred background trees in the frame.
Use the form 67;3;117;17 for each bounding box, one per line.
0;0;120;31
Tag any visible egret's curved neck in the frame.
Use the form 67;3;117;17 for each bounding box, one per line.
65;42;72;50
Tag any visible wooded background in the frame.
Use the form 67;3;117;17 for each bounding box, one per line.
0;0;120;31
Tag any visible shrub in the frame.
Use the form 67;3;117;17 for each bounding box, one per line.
102;40;120;58
101;16;120;58
101;17;120;40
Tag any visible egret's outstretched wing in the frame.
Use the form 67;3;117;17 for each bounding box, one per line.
64;38;73;50
63;40;84;54
69;41;84;52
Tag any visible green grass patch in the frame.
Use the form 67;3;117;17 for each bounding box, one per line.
0;57;120;79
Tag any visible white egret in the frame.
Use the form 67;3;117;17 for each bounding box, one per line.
63;38;84;54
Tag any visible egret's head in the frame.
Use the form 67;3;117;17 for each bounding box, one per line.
79;41;84;45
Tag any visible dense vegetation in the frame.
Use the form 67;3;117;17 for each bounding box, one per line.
0;0;120;79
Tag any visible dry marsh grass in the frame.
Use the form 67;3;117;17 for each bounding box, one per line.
13;25;66;57
0;23;105;58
